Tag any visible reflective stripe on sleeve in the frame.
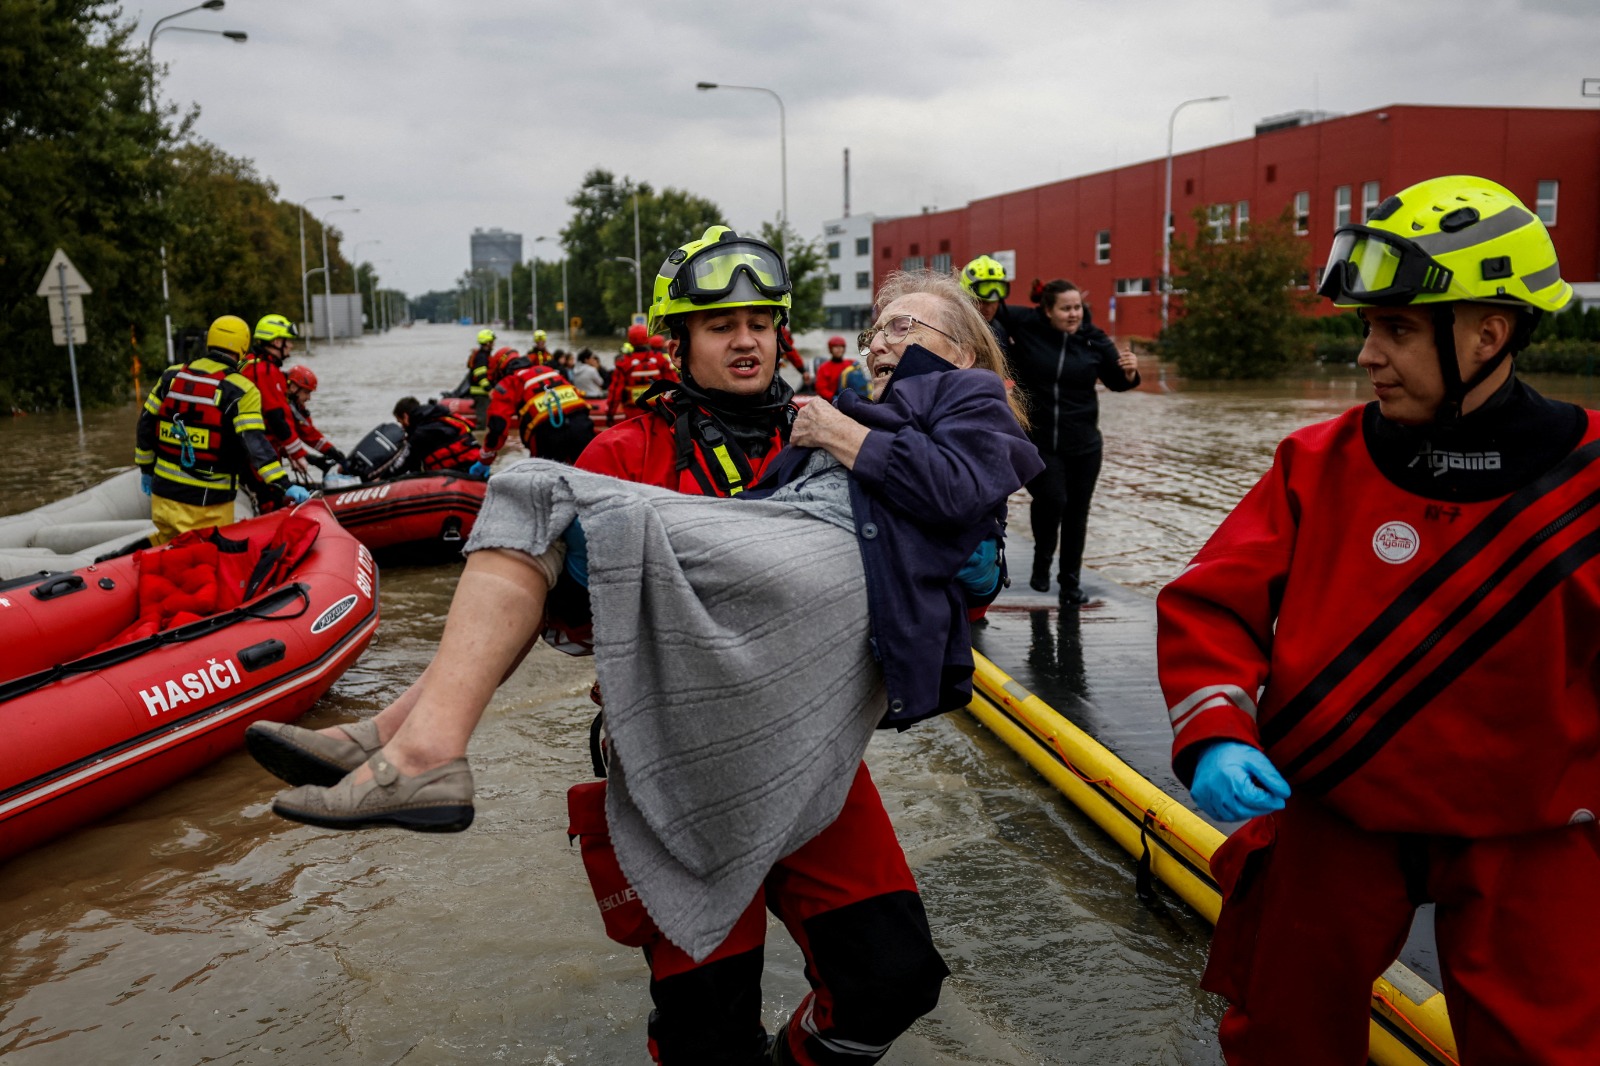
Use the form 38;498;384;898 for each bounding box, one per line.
1170;683;1258;737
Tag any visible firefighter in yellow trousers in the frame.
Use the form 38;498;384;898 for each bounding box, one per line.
135;315;309;543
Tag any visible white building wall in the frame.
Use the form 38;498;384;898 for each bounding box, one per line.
819;214;876;330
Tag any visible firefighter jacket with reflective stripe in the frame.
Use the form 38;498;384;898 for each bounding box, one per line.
399;403;482;473
238;351;310;460
577;398;786;497
606;351;679;425
135;355;288;506
484;364;594;460
1157;393;1600;838
288;396;337;459
466;345;492;396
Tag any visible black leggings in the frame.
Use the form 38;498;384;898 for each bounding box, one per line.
1027;448;1103;592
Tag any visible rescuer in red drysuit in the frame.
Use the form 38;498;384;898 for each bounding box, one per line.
607;322;679;426
812;336;853;403
1157;175;1600;1066
473;347;595;470
284;365;346;471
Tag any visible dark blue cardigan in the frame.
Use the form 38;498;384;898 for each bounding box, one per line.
749;345;1044;727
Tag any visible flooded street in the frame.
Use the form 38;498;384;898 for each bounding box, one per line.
2;326;1594;1064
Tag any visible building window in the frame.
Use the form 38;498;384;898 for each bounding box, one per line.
1207;204;1230;242
855;271;870;289
931;253;952;274
1114;277;1151;296
827;274;841;291
1265;164;1277;183
1334;185;1351;228
1095;229;1111;264
855;237;870;256
881;245;892;259
826;241;841;259
1294;191;1310;235
909;242;920;256
1360;181;1381;222
901;256;924;271
1235;200;1250;240
1536;180;1559;225
938;238;950;253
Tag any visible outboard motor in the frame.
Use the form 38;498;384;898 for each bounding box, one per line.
333;422;407;485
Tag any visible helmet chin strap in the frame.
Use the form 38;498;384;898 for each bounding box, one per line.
1431;304;1515;424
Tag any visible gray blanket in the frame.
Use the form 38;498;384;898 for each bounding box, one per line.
466;457;885;961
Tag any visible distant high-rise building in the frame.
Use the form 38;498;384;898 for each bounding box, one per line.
471;227;522;278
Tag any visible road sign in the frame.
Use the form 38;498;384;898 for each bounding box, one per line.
631;312;648;327
555;300;565;311
52;321;87;346
35;248;92;296
46;293;84;329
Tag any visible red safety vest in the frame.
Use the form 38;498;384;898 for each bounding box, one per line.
419;414;482;470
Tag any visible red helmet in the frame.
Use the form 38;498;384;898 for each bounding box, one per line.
626;323;650;347
649;334;666;351
489;346;521;381
827;336;847;348
286;365;318;392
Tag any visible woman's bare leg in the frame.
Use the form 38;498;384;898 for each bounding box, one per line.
343;547;551;781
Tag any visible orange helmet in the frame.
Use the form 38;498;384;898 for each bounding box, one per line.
489;346;522;382
649;334;666;351
286;364;318;392
626;323;650;348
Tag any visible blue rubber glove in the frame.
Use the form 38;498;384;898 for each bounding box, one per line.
140;472;153;496
1190;740;1291;822
956;537;1001;598
561;516;589;587
284;484;312;505
469;461;492;478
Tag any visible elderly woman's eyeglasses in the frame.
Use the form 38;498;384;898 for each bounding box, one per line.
857;314;957;352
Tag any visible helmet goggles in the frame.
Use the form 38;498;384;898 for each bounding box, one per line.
667;238;791;306
970;279;1009;302
1318;225;1454;307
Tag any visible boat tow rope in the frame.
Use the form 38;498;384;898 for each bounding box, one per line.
0;583;310;705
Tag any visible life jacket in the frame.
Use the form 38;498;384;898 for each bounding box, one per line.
620;352;675;406
633;387;788;497
517;365;591;435
237;352;301;453
153;360;237;492
418;413;482;470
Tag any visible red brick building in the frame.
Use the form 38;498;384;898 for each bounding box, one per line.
872;104;1600;340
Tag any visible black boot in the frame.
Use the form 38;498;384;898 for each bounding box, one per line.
1029;555;1051;593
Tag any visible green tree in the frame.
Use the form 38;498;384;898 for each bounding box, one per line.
1162;206;1316;379
0;0;175;409
561;170;723;336
758;219;825;332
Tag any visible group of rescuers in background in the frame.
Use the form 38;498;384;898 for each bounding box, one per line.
139;171;1599;1065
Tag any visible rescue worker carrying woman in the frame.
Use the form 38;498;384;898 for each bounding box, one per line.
469;346;595;473
248;229;1043;1066
1158;175;1600;1065
134;314;310;543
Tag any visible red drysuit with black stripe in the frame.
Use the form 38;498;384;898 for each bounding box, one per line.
1158;392;1600;1066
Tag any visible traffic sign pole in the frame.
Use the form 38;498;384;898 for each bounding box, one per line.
59;263;84;434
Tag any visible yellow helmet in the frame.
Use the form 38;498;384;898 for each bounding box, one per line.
533;329;547;342
253;313;299;343
477;328;496;345
206;315;251;359
960;255;1010;302
1319;175;1572;313
619;342;635;355
648;225;792;335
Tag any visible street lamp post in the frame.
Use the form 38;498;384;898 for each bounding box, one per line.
696;81;786;247
298;194;343;354
146;0;247;364
320;206;360;344
531;235;550;335
1161;94;1229;332
591;184;643;316
612;257;641;320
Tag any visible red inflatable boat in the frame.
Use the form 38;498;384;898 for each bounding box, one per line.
0;501;378;864
323;472;487;564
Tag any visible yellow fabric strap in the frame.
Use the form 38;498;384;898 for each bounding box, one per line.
711;444;744;494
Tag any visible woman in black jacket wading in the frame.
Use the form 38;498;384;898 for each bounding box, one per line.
1003;279;1140;605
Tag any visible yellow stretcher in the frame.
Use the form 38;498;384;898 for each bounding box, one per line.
966;652;1460;1066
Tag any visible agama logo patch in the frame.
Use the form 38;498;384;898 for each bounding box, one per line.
1372;521;1420;564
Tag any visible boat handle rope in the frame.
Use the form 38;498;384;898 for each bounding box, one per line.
0;584;311;705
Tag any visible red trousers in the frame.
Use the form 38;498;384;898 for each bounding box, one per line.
568;763;947;1066
1205;797;1600;1065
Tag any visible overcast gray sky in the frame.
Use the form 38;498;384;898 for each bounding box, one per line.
143;0;1598;296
